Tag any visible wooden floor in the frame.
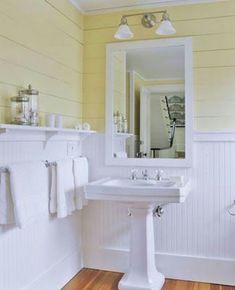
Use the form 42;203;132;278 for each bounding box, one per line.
62;269;235;290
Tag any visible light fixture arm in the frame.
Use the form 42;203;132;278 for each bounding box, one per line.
122;10;167;19
120;16;128;24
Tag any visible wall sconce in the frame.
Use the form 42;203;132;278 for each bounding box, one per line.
114;10;176;40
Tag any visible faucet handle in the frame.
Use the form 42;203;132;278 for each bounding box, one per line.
130;168;137;180
142;169;149;180
142;169;148;175
155;169;165;181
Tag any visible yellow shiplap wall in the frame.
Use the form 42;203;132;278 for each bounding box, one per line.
84;0;235;131
0;0;83;127
113;51;126;116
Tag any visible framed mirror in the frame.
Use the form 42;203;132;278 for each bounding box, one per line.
105;38;193;167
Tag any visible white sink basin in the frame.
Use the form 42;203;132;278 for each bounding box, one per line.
85;176;191;290
104;178;175;187
85;177;190;204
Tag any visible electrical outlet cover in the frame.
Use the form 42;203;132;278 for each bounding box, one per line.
67;141;78;157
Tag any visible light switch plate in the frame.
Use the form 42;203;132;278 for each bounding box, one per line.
67;141;78;157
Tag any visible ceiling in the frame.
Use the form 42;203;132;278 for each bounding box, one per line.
126;45;185;79
69;0;224;14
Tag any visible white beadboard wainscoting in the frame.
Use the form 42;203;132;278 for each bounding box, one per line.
82;133;235;286
0;136;83;290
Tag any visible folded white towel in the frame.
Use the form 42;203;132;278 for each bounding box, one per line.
49;164;57;214
73;157;89;209
56;160;76;218
0;172;15;225
9;162;49;228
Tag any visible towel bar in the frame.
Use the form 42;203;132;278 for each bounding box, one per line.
0;157;85;174
0;160;57;174
0;167;9;173
44;160;56;168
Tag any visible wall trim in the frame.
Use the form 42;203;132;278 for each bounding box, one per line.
194;131;235;142
84;247;235;286
22;249;83;290
68;0;85;14
68;0;225;15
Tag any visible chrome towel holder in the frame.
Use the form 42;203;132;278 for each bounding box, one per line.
228;200;235;216
0;160;56;174
0;167;9;174
44;160;56;168
0;156;85;174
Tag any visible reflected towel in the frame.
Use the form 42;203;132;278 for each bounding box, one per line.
73;157;89;209
9;162;49;228
56;160;75;218
0;172;15;225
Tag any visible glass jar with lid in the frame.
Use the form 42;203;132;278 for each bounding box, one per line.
19;84;39;126
10;94;30;125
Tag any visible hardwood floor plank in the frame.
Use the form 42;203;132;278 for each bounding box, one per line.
82;271;122;290
61;269;235;290
163;279;177;290
62;269;101;290
175;280;195;290
222;286;235;290
197;282;211;290
211;285;221;290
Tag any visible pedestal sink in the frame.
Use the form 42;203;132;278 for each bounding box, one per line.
85;177;191;290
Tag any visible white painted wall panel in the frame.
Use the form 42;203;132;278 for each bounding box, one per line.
0;140;83;290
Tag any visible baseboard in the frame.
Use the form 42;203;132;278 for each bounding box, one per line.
84;247;235;286
23;249;83;290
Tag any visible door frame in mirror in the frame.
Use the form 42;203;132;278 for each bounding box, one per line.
105;37;193;167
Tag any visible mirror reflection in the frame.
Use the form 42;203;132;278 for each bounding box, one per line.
112;45;185;159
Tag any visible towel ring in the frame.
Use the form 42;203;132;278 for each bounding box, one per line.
227;200;235;216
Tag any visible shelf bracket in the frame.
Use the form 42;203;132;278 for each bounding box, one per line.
79;133;90;142
0;128;8;134
43;131;58;149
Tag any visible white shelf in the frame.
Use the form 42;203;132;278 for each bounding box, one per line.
0;124;96;144
113;133;133;140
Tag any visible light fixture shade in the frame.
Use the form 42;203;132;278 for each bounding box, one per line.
114;17;134;40
156;13;176;35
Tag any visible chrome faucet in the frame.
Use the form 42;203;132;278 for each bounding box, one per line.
156;169;165;181
130;169;137;180
142;169;149;180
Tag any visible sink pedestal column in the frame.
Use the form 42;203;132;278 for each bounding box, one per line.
118;205;165;290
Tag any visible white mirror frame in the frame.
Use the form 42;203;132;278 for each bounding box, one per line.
105;37;193;167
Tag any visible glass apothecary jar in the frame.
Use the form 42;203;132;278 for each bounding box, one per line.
19;84;39;126
10;94;30;125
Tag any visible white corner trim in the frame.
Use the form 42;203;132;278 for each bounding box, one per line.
84;247;235;286
143;84;185;94
68;0;85;14
22;249;83;290
194;131;235;142
78;0;225;15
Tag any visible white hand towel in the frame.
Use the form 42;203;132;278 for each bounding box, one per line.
9;162;49;228
56;160;76;218
0;172;15;225
73;157;89;209
49;165;57;214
